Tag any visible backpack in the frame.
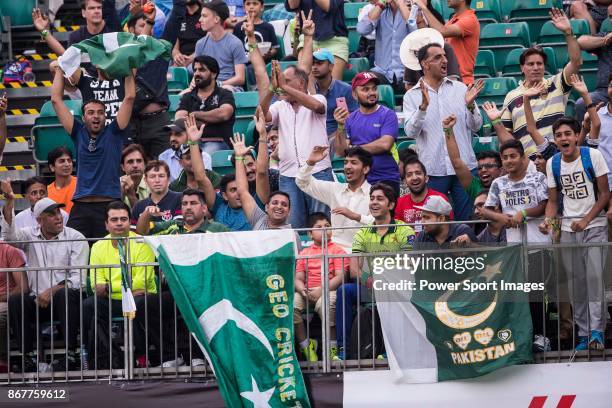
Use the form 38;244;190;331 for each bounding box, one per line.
3;59;33;84
348;306;385;360
551;146;598;197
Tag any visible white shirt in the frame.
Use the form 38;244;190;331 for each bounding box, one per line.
296;163;374;252
546;148;609;232
403;78;482;176
269;94;332;177
0;219;89;296
158;148;213;182
1;208;69;241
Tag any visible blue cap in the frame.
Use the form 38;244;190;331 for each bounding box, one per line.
313;49;335;64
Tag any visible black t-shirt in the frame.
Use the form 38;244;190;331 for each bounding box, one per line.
177;87;236;144
69;24;114;46
131;190;183;225
232;21;279;62
134;57;171;113
178;6;206;55
78;72;125;124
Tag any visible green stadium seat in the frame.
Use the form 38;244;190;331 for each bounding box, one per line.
211;150;235;175
479;22;531;70
334;171;346;183
276;35;286;60
31;100;81;163
501;46;558;78
348;29;361;54
476;77;518;107
332;156;344;171
378;84;395;110
580;51;599;90
502;0;555;42
397;139;416;151
343;57;370;82
538;19;590;66
245;119;256;147
473;0;502;25
474;50;497;78
344;2;367;28
430;0;454;21
601;17;612;33
167;67;190;94
0;0;36;26
234;91;259;117
472;136;499;154
168;94;181;120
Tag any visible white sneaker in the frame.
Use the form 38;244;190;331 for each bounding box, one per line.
161;357;185;368
191;358;205;367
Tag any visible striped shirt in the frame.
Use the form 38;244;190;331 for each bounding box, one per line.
501;72;572;157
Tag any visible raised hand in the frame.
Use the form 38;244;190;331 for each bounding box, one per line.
274;61;287;89
32;8;50;32
465;79;485;106
523;81;547;98
230;132;253;157
254;106;266;135
333;106;349;126
142;1;156;21
419;78;429;111
120;175;135;194
482;101;503;121
271;60;279;89
569;73;589;96
300;10;315;37
129;0;142;15
306;146;329;165
549;7;571;35
0;178;13;200
243;12;255;38
185;113;205;142
442;114;457;129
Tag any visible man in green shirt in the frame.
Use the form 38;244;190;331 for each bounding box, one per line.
335;182;415;360
169;143;222;192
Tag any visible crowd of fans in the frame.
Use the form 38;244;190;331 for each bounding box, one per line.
0;0;611;372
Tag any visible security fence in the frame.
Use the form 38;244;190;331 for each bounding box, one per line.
0;218;611;384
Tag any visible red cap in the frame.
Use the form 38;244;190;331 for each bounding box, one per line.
351;72;380;90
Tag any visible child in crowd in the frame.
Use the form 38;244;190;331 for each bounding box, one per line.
294;213;347;362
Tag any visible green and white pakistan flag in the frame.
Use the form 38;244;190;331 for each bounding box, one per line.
58;32;172;79
145;230;310;408
375;245;533;383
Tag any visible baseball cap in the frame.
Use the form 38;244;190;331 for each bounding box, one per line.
177;144;213;171
33;197;65;218
351;71;380;90
163;118;186;133
414;195;452;216
201;0;230;22
313;49;334;64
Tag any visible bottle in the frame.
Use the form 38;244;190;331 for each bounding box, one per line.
81;346;89;370
408;3;419;33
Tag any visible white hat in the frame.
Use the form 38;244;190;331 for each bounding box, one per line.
399;28;445;71
414;195;452;216
33;197;65;218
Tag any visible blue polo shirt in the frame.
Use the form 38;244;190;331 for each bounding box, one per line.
285;0;347;41
345;104;400;184
317;79;358;135
211;193;252;231
71;119;124;200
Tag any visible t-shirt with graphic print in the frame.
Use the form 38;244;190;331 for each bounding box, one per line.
546;148;609;232
485;171;549;243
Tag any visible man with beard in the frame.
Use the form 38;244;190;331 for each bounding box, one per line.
158;118;214;182
120;144;149;208
297;145;374;252
170;143;221;192
175;55;236;155
51;67;135;239
395;156;453;233
334;72;401;195
131;161;183;225
473;189;506;243
414;195;477;249
297;33;357;136
232;134;292;230
403;43;484;221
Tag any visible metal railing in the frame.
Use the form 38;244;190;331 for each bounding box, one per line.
0;218;610;384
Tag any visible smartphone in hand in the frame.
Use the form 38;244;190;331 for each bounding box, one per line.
336;96;348;111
